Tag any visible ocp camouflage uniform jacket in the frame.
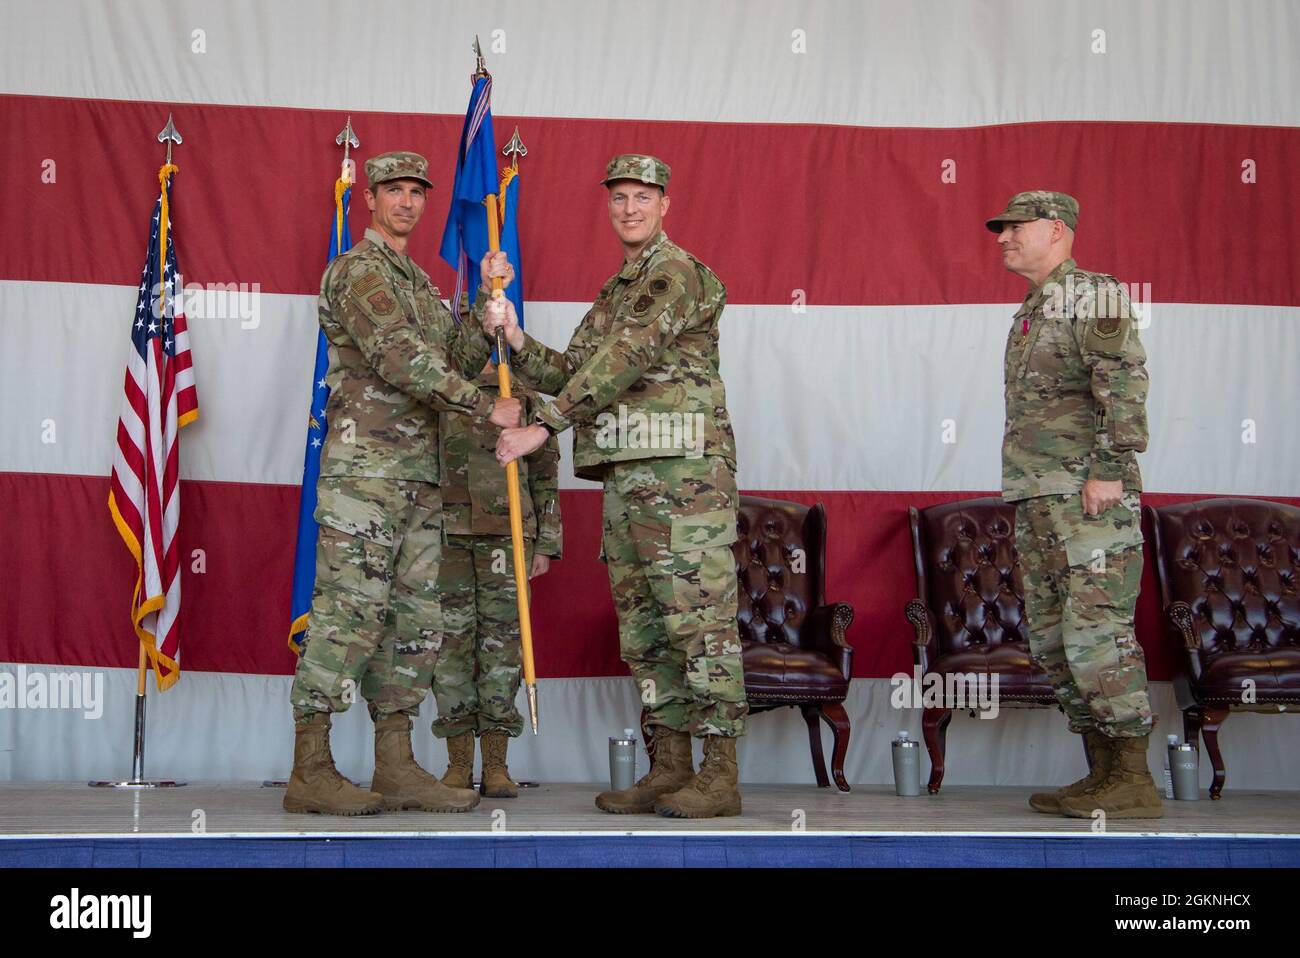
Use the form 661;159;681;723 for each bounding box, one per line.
1002;257;1149;501
317;227;494;481
440;369;563;557
509;231;737;481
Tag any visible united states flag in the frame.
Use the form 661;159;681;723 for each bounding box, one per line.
106;170;199;691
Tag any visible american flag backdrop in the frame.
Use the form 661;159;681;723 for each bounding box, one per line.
106;169;199;691
1;0;1297;784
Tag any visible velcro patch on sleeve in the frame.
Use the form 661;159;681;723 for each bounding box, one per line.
1083;282;1133;351
1092;314;1123;338
366;289;397;316
351;271;383;297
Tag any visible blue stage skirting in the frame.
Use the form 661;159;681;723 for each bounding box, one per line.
4;834;1298;868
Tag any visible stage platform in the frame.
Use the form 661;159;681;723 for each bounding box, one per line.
2;782;1297;868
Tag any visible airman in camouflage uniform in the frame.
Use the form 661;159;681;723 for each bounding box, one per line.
284;151;520;817
990;190;1162;819
433;366;562;798
485;154;747;818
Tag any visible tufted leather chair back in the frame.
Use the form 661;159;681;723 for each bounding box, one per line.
911;497;1028;657
1150;498;1300;687
733;495;824;648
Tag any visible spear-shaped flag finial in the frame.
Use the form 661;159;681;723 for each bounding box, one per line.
335;116;360;183
503;126;527;172
335;116;359;155
156;113;182;165
472;34;490;83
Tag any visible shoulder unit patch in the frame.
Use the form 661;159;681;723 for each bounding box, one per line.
367;289;397;316
1092;314;1122;338
1082;283;1133;353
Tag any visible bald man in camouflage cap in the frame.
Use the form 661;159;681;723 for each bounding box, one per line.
284;150;521;816
989;190;1161;819
483;153;747;818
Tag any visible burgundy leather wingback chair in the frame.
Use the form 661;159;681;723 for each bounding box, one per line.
1147;498;1300;798
735;495;855;791
642;495;855;791
905;497;1058;792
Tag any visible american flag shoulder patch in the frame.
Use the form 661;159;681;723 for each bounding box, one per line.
351;271;383;297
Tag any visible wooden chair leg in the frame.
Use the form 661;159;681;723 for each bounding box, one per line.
819;702;852;792
922;707;953;794
1200;706;1230;799
1182;705;1203;753
801;704;831;788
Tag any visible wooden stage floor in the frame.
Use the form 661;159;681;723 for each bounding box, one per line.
1;782;1297;838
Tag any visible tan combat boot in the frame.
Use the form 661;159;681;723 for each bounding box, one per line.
594;726;693;814
1028;730;1115;814
654;736;742;819
480;731;519;798
371;714;480;813
442;731;474;789
1058;733;1164;819
283;712;384;816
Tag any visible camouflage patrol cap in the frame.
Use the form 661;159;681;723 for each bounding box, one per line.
365;151;433;190
985;191;1080;232
601;154;671;189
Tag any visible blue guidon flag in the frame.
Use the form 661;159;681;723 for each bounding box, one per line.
287;175;352;654
439;74;526;340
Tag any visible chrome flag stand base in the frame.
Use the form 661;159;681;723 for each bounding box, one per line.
89;781;185;789
89;692;186;788
472;781;540;789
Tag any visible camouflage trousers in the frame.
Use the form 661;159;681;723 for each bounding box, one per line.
290;476;444;723
430;534;532;739
1015;490;1153;737
602;455;748;738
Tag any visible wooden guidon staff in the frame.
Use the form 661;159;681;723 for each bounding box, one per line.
484;144;539;733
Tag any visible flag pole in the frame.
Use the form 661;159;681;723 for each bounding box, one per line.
130;642;147;780
91;113;187;789
472;40;539;732
484;177;540;736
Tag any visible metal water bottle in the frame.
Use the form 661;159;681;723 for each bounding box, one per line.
892;730;921;796
1163;734;1178;798
609;728;637;792
1168;738;1200;801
